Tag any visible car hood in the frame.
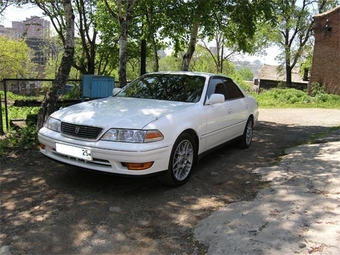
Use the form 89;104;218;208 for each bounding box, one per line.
51;97;194;129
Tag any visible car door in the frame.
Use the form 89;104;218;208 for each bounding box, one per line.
202;77;236;150
223;78;249;138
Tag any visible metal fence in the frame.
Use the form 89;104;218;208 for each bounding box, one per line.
0;78;81;134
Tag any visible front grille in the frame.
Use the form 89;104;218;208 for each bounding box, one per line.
61;122;103;140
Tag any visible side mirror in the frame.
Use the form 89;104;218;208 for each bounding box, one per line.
207;93;225;104
112;87;122;96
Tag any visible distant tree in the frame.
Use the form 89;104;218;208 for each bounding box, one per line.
0;36;37;79
201;33;236;73
190;45;236;75
159;55;182;71
237;67;254;81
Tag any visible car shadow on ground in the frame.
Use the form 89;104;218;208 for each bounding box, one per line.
1;121;337;254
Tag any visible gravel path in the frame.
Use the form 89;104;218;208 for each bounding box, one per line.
259;108;340;127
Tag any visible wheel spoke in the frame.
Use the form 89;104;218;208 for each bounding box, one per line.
172;140;194;181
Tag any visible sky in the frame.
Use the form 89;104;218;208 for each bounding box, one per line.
1;4;43;27
1;4;280;65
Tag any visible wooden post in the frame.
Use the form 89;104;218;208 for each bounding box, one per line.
0;94;4;135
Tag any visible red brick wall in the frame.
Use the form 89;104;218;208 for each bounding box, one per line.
309;7;340;95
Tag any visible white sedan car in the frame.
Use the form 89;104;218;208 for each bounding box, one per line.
38;71;259;186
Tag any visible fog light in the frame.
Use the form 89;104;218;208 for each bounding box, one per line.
124;162;154;170
40;143;45;149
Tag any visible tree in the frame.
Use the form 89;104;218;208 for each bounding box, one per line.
159;0;275;71
201;33;236;73
97;0;167;79
32;0;104;75
37;0;75;129
139;0;167;72
102;0;136;87
0;36;37;79
237;67;254;81
190;45;236;75
0;0;10;15
270;0;339;87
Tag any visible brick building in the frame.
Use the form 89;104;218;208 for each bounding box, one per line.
309;6;340;95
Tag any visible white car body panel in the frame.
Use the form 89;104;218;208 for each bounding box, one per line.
52;97;194;130
38;71;259;177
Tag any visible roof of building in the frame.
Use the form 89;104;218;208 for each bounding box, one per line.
257;64;307;84
314;5;340;18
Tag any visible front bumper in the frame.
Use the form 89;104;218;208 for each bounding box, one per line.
38;129;172;176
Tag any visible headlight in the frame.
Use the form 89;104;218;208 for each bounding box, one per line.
44;116;61;132
101;129;163;143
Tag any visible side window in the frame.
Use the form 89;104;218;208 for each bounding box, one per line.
214;83;228;100
223;79;245;100
206;78;224;100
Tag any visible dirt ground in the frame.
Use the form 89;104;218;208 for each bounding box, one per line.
1;108;340;255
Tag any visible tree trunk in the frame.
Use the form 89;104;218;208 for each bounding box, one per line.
286;64;292;87
140;39;146;75
118;18;128;87
151;36;159;72
117;0;135;87
285;42;292;87
37;0;75;129
181;21;199;71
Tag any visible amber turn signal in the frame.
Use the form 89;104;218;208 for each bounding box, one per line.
39;143;45;149
124;162;154;170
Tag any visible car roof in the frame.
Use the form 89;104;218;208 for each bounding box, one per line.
143;71;230;79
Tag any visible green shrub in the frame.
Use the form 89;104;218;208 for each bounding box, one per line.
310;82;325;97
62;84;81;99
255;88;340;108
0;125;38;155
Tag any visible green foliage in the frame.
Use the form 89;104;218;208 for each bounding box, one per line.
0;91;42;101
0;91;39;153
159;55;183;71
61;84;81;99
7;106;39;122
236;67;254;81
310;82;326;97
0;36;37;79
255;88;340;108
265;0;338;84
0;125;38;155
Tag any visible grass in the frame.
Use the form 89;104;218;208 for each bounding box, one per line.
253;88;340;108
305;126;340;144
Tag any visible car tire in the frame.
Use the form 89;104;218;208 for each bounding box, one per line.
159;133;196;187
238;117;253;149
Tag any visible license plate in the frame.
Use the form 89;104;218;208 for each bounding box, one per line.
56;143;93;161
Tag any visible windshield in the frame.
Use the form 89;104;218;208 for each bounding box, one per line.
116;73;206;103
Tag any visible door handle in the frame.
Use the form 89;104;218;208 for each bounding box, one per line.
228;108;233;114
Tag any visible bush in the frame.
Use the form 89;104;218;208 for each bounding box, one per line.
0;125;38;155
310;82;325;97
255;88;340;108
